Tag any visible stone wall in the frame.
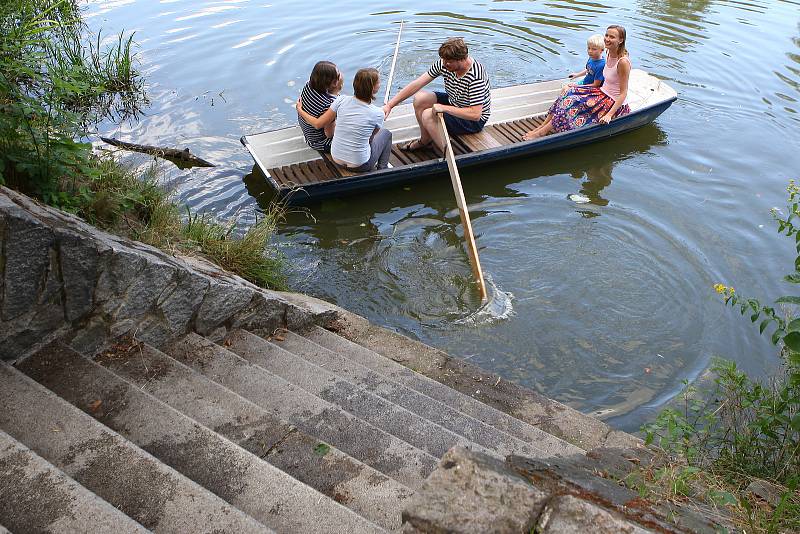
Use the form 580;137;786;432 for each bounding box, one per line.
402;447;726;533
0;187;331;361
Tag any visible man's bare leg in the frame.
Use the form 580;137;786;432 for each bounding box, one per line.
420;107;446;152
412;91;437;146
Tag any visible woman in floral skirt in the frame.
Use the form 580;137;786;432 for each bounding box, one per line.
523;25;631;140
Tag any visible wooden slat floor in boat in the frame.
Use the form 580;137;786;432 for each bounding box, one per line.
267;115;547;189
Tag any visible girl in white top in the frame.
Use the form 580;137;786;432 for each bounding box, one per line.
297;68;392;172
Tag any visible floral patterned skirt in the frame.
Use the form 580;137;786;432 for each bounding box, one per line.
549;85;630;133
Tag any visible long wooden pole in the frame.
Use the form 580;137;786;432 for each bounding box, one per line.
437;113;488;302
383;20;404;105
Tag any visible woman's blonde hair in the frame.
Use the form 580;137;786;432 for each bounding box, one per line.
353;68;379;102
587;34;604;49
606;25;629;57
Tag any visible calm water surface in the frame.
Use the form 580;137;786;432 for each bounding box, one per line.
87;0;800;431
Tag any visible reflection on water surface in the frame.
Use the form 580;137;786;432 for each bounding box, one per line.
88;0;800;431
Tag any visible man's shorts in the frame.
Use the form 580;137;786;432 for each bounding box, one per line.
434;91;487;135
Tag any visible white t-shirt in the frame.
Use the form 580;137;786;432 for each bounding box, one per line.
330;95;384;166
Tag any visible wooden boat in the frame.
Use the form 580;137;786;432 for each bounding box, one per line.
241;69;676;204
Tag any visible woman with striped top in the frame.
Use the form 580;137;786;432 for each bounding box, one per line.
383;37;491;152
297;61;343;152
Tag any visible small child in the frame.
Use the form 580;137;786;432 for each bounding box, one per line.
524;34;606;140
568;34;606;87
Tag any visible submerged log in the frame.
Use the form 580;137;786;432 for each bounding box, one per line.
100;136;216;168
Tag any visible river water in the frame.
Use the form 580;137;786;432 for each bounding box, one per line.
86;0;800;432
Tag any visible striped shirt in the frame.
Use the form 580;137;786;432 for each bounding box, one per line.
298;83;337;151
427;58;491;122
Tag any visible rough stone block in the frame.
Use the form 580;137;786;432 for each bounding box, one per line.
195;281;253;335
2;211;54;321
113;259;176;320
57;231;103;321
402;447;548;533
38;248;63;307
133;313;174;348
68;316;110;355
277;291;338;328
156;271;209;336
536;494;653;534
745;478;788;508
95;249;146;314
0;186;329;359
229;292;286;335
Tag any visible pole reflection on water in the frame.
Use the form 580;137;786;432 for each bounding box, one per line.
89;0;800;431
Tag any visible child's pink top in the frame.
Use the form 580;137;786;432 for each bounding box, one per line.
600;55;629;103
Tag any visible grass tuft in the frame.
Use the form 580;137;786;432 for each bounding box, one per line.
181;208;287;290
72;157;287;290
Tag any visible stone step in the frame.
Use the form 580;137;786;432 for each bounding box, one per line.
94;337;411;531
0;429;149;534
272;330;555;460
166;333;437;489
17;343;384;534
0;362;270;534
305;326;584;457
224;329;495;461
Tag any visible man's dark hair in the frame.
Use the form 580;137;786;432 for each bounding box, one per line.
438;38;468;60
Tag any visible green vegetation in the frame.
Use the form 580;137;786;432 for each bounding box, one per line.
313;443;331;457
1;0;286;289
0;0;145;201
638;182;800;533
80;160;288;290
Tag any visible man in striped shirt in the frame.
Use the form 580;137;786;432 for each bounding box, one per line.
383;37;491;152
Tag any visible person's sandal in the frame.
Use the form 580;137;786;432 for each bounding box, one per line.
400;139;432;151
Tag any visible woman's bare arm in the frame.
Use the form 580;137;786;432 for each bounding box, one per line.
296;99;336;129
600;57;630;123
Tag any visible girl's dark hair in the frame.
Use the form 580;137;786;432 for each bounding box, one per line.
353;68;379;102
607;25;629;57
309;61;339;93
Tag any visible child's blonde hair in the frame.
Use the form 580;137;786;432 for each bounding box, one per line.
587;34;604;49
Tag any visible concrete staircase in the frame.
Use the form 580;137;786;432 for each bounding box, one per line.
0;325;581;533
